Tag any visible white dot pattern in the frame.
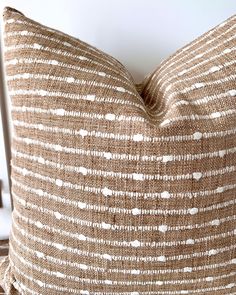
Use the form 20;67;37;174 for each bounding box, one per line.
160;191;171;199
3;7;236;294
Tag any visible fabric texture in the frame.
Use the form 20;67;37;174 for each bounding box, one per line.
0;240;9;295
1;6;236;295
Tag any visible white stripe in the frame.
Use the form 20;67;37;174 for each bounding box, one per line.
7;69;236;117
11;185;236;232
11;230;236;277
5;57;141;106
173;90;235;108
4;54;133;89
160;108;236;126
149;45;236;110
11;105;236;142
12;163;236;214
10;259;236;295
12;149;236;199
13;136;236;180
13;118;236;162
161;59;236;95
4;31;132;85
10;245;236;287
13;155;236;183
4;43;141;103
6;71;140;100
4;18;131;80
154;39;236;97
14;208;236;249
92;283;236;295
150;31;236;99
8;87;146;113
6;57;235;115
12;279;39;295
5;30;124;69
10;259;81;294
7;80;233;114
7;15;233;80
12;100;236;134
162;73;236;105
152;18;235;78
2;263;11;294
0;244;8;249
12;107;144;124
12;219;236;263
10;257;236;295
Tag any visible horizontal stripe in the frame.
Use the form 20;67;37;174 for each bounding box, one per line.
11;231;236;277
12;149;236;199
5;30;125;69
4;18;131;80
6;71;140;101
7;69;236;120
0;244;8;249
12;106;145;123
12;164;236;216
12;104;236;137
10;136;235;186
156;36;236;93
12;157;236;185
160;108;236;126
154;18;235;78
91;283;236;295
12;184;236;232
161;59;236;95
7;57;236;113
164;73;236;104
13;120;236;162
8;87;144;109
14;208;236;249
10;246;236;287
150;32;236;97
6;15;234;86
4;52;133;90
11;257;236;294
10;260;83;295
11;94;236;127
149;45;236;110
12;219;236;263
4;33;132;85
5;57;144;107
5;43;143;104
12;280;39;295
173;90;235;108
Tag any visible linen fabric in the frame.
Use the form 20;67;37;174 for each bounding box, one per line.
1;6;236;295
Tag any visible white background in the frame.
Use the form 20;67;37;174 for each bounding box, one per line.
0;0;235;238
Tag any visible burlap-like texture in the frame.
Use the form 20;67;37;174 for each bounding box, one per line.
1;6;236;294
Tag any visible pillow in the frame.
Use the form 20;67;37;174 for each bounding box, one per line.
1;6;236;294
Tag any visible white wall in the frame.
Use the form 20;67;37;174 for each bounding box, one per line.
0;0;235;238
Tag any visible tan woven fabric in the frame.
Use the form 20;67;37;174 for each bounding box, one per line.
1;6;236;295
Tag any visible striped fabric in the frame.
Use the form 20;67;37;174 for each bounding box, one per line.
1;6;236;295
0;240;9;295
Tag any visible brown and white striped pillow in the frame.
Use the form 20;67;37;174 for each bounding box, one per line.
1;6;236;295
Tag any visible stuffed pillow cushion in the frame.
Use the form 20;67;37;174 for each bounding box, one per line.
1;6;236;295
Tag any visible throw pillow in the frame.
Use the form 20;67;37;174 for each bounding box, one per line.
1;6;235;294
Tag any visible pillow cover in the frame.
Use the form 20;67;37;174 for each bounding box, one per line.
1;6;236;294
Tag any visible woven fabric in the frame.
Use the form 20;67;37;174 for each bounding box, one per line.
1;6;236;295
0;240;9;295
